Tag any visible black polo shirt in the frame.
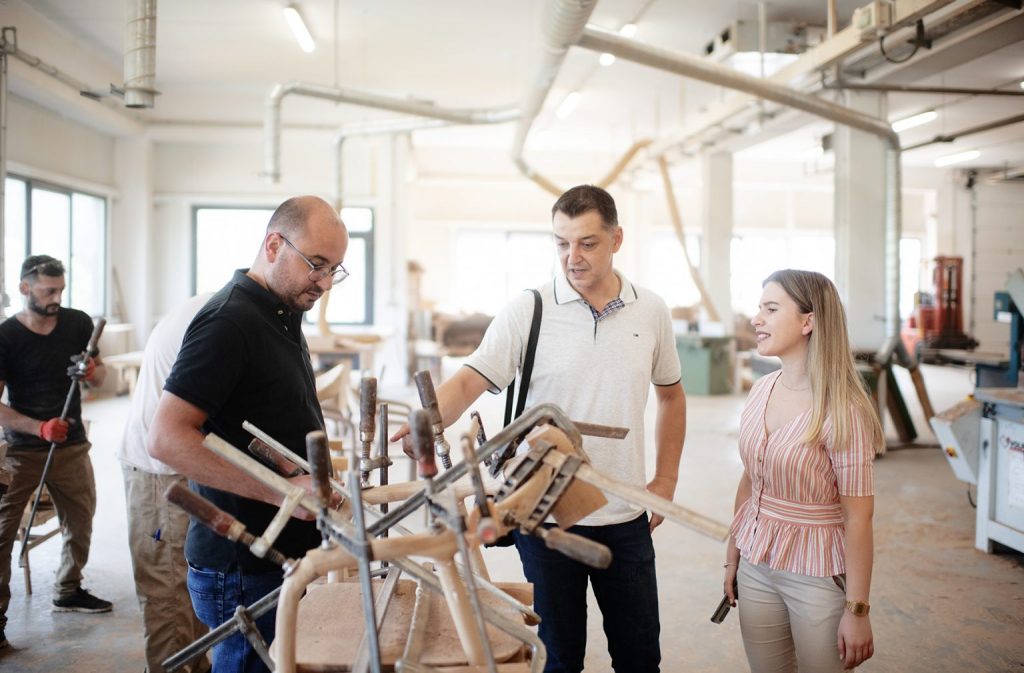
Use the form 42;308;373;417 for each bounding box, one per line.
164;269;323;573
0;307;95;450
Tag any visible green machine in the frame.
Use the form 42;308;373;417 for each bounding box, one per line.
676;334;734;395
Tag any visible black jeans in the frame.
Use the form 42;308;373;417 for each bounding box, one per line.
515;513;660;673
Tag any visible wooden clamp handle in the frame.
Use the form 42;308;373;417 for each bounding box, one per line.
86;317;107;356
537;527;612;569
413;370;442;426
359;377;378;434
305;431;333;508
165;483;241;540
409;409;437;479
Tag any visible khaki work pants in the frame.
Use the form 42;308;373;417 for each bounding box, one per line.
737;560;851;673
0;441;96;629
122;465;209;673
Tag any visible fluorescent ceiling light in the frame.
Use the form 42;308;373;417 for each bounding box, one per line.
934;149;980;167
619;23;637;38
891;110;937;133
283;4;315;53
599;53;616;67
1019;80;1024;90
556;91;580;119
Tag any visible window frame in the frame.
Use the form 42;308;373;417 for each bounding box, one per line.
4;174;108;317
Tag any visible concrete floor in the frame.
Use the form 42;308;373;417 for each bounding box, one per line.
1;363;1022;672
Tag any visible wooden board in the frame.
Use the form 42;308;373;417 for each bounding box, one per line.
284;579;525;671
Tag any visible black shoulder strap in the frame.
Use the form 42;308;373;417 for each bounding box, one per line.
504;289;542;426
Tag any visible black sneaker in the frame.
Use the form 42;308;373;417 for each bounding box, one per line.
52;588;113;613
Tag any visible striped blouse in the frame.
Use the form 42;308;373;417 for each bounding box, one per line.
730;370;875;577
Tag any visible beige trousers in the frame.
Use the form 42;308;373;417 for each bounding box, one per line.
122;465;209;673
0;441;96;628
737;560;850;673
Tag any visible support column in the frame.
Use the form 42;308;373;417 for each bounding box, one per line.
112;136;153;347
834;90;888;350
700;151;733;332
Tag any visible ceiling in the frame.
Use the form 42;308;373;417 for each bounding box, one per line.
14;0;1024;171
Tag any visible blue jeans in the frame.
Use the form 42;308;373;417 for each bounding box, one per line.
515;513;660;673
186;564;283;673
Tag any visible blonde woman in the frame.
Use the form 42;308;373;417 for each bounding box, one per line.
724;269;881;672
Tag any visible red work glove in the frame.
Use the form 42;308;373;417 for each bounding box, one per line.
39;418;70;443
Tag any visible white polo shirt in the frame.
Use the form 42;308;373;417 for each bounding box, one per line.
465;271;681;526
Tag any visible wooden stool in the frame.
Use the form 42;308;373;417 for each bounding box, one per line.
18;486;61;594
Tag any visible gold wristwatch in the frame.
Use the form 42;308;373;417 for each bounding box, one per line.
845;600;870;616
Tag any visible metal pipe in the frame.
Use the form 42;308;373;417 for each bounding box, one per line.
0;30;9;316
1;38;99;97
885;148;902;338
902;112;1024;151
334;118;448;210
124;0;158;108
264;81;517;182
509;0;599;193
575;22;903;337
758;2;767;80
578;26;899;147
825;82;1024;96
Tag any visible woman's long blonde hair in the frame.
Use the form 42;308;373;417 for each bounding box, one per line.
764;269;883;452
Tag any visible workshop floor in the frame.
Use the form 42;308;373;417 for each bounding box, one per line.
1;363;1021;672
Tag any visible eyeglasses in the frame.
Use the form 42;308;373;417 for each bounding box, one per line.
278;234;350;286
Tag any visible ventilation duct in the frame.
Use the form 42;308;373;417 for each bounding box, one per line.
263;81;517;182
124;0;158;108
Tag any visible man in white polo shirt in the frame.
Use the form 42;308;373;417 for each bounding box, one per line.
398;184;686;673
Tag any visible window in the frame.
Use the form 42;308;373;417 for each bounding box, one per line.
3;176;107;316
900;237;923;322
730;233;834;315
193;207;270;294
646;230;702;309
311;207;374;325
453;229;555;314
193;205;374;324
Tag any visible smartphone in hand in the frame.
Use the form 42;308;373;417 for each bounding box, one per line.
710;578;738;624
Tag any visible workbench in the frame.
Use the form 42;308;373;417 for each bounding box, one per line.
973;387;1024;555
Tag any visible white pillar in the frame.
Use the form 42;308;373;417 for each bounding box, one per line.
112;136;153;347
834;91;888;350
700;151;733;332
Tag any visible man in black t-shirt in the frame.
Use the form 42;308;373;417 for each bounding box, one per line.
0;255;111;650
149;196;349;673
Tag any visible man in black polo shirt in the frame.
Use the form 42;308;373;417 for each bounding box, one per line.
149;196;349;673
0;255;111;651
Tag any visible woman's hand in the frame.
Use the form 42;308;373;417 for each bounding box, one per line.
837;611;873;669
723;562;738;606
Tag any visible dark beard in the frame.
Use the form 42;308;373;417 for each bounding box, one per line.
28;296;59;316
